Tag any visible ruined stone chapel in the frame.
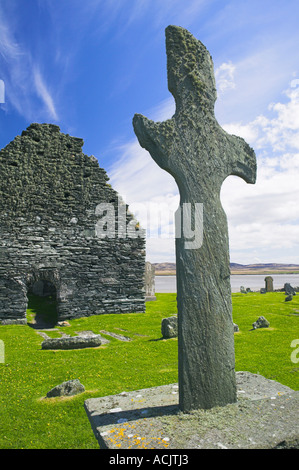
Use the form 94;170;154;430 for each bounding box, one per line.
0;123;145;324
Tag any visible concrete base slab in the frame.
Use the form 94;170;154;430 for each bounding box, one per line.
84;372;299;449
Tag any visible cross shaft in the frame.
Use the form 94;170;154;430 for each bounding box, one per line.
133;26;256;411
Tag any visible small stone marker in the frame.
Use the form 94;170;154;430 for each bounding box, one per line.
252;316;270;329
133;26;256;411
161;316;178;338
47;379;85;398
265;276;274;292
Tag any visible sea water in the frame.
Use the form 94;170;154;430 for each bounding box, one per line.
155;274;299;293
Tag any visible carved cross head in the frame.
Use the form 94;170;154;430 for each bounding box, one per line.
133;26;256;199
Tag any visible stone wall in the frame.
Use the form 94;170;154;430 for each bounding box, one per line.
0;123;145;323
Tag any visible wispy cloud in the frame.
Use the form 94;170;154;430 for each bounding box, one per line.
0;17;20;61
0;2;59;122
33;67;58;121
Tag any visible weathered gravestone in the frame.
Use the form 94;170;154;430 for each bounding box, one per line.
41;335;102;350
133;26;256;411
265;276;274;292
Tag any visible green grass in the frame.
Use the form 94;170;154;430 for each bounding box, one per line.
233;291;299;389
0;291;298;449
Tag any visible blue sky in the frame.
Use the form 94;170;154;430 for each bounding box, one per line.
1;0;299;264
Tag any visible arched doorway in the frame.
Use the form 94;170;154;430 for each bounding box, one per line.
27;279;58;328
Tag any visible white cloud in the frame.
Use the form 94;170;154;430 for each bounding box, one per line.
107;97;179;263
108;138;179;261
215;62;236;95
144;97;175;123
214;32;299;125
108;140;177;203
110;79;299;264
222;82;299;153
221;81;299;263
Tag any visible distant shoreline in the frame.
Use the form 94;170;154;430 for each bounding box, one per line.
154;262;299;276
155;271;299;276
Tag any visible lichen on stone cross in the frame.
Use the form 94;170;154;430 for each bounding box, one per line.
133;26;257;412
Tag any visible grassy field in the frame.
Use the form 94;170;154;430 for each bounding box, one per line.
0;291;298;449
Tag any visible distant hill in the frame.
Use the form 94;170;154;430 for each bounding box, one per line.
152;262;177;274
153;262;299;275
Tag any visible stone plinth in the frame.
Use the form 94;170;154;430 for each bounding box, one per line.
84;372;299;449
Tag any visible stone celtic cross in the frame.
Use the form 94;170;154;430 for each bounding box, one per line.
133;26;256;411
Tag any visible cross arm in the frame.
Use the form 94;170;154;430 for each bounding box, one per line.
223;131;257;184
133;113;175;172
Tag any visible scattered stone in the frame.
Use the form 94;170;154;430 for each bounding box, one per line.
76;330;97;337
99;330;131;342
0;318;27;325
260;288;267;294
47;379;85;398
161;316;178;338
36;331;51;340
252;316;270;330
57;321;71;327
285;294;293;302
76;330;110;344
284;283;296;296
240;286;252;294
41;335;102;350
57;331;71;338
